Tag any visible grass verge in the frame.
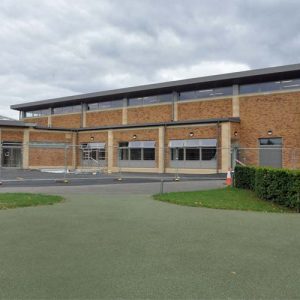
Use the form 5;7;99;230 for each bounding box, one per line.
0;193;64;210
153;187;294;213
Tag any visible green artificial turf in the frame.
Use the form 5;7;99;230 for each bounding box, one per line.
0;193;63;209
154;187;293;212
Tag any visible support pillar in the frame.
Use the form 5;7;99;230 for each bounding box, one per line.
158;126;165;173
72;132;77;170
23;129;30;169
107;130;114;173
122;98;128;125
221;122;231;173
232;84;240;117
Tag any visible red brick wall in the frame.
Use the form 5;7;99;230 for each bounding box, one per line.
127;105;172;124
23;117;48;127
178;98;232;121
51;114;81;128
239;92;300;168
86;110;123;127
1;129;24;142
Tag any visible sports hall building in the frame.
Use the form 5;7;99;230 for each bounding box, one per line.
1;64;300;174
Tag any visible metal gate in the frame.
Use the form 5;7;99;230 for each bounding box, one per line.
1;142;23;168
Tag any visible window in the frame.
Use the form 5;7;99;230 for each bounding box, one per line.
25;109;50;117
201;148;217;160
81;143;106;161
119;142;129;160
87;100;123;111
130;148;142;160
169;139;217;162
119;141;155;161
179;87;233;101
259;138;282;146
239;78;300;94
128;94;172;107
186;148;200;160
144;148;155;160
53;105;82;115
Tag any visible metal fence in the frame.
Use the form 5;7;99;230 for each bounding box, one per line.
0;143;300;177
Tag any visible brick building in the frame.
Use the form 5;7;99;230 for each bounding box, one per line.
1;64;300;173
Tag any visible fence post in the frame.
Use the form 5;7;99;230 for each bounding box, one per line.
63;144;68;183
0;142;2;185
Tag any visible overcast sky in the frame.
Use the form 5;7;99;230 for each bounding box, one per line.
1;0;300;118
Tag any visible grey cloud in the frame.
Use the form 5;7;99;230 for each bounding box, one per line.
0;0;299;118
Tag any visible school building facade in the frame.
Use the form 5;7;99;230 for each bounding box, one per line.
1;64;300;173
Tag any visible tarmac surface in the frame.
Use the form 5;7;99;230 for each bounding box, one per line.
0;168;226;187
0;179;300;299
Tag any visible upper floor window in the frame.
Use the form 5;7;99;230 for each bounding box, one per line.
25;109;50;117
53;105;82;115
87;99;123;111
179;86;232;101
128;93;172;107
239;78;300;94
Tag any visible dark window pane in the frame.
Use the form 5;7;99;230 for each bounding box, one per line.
186;148;200;160
130;148;142;160
143;96;159;105
119;142;129;160
201;148;217;160
88;103;99;111
195;89;214;98
214;86;233;96
281;79;300;90
128;97;143;106
240;81;281;94
171;148;184;160
53;107;63;114
157;93;172;103
144;148;155;160
98;149;106;160
179;91;195;101
259;138;282;146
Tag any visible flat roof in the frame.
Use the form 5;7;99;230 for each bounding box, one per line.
0;120;32;128
11;63;300;111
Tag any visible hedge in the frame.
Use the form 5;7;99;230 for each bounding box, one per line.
234;165;300;211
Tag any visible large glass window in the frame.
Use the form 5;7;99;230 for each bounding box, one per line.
201;147;217;160
119;141;155;161
53;105;82;115
186;148;200;160
128;93;172;107
239;78;300;94
25;109;50;117
81;143;106;161
87;99;123;111
179;86;233;101
169;139;217;165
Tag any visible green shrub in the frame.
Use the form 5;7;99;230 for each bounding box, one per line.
234;165;256;190
234;165;300;211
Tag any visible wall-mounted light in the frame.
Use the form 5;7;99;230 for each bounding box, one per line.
90;136;94;141
189;132;194;137
234;131;238;136
132;134;137;140
267;130;273;136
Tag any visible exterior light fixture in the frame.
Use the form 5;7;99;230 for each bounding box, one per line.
90;136;94;141
267;130;273;136
189;132;194;137
132;134;137;140
234;131;238;136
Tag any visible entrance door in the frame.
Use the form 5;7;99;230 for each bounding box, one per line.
2;142;23;168
259;138;282;168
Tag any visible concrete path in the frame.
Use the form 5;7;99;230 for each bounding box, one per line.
0;181;300;299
